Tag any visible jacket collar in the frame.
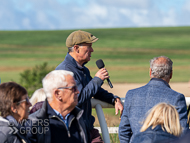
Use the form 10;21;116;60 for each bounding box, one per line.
145;125;175;137
34;98;48;119
146;125;164;132
46;99;83;120
47;100;58;118
0;116;9;127
0;116;30;143
35;98;84;120
71;107;84;120
149;78;170;88
0;116;9;123
65;53;85;70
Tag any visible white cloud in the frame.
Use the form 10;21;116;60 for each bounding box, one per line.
97;0;150;8
0;0;189;30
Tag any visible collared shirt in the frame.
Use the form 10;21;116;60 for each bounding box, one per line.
53;109;70;128
76;62;83;68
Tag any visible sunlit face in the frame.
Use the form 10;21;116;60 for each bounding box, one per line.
60;75;79;109
78;43;93;65
14;94;32;121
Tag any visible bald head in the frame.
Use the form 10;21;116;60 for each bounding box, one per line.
150;56;173;80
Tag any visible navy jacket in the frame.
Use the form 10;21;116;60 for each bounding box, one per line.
56;53;118;130
131;125;178;143
28;99;90;143
167;129;190;143
119;78;188;143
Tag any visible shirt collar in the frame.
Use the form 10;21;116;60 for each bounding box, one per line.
53;109;70;120
76;61;83;68
66;53;85;69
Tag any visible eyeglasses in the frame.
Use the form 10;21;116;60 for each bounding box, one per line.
17;97;30;105
58;85;78;92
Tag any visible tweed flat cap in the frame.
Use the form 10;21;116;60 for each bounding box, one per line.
66;30;98;47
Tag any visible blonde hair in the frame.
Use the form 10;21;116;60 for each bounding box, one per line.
30;88;46;106
140;103;182;137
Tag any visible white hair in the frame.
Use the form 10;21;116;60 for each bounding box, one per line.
30;88;46;107
42;70;74;101
68;46;74;53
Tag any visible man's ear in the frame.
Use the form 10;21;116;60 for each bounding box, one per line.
170;70;173;79
73;45;79;53
149;68;152;78
54;89;62;101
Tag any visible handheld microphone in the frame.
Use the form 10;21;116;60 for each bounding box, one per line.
96;59;113;88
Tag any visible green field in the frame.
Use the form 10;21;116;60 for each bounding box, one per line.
1;27;190;84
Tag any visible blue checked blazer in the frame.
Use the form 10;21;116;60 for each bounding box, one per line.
119;78;188;143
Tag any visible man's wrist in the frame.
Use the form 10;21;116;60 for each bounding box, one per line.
114;96;121;104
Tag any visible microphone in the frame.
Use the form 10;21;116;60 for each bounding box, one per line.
96;59;113;88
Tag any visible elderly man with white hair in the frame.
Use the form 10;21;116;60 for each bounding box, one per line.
28;70;90;143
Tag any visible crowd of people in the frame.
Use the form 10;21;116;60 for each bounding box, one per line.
0;30;189;143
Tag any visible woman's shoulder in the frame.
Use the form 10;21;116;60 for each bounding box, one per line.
0;117;30;143
0;124;20;143
131;126;178;143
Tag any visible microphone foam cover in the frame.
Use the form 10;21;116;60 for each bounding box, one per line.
96;59;105;69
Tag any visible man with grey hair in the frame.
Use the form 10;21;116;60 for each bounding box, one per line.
150;56;173;83
119;56;188;143
28;70;90;143
56;30;123;142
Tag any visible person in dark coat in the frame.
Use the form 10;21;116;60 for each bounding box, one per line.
29;101;44;114
0;82;32;143
55;30;124;142
28;70;90;143
131;103;182;143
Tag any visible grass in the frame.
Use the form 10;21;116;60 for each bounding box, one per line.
110;134;120;143
1;27;190;143
1;27;190;83
92;108;121;127
92;108;121;143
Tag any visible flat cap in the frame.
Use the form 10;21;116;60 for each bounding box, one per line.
66;30;98;47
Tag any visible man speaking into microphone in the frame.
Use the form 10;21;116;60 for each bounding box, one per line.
55;30;123;143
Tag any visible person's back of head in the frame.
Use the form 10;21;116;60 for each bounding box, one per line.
30;88;46;106
140;102;182;137
150;56;173;82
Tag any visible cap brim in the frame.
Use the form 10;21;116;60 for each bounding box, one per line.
91;36;99;43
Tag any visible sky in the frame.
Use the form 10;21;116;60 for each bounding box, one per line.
0;0;190;30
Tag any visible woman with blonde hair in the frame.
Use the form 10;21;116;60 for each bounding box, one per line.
30;88;46;106
131;102;182;143
29;88;46;114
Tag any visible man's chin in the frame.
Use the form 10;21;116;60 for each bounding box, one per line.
83;61;89;65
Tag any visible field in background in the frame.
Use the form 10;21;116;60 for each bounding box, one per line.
1;27;190;143
1;27;190;84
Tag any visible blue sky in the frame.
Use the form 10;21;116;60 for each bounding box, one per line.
0;0;190;30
